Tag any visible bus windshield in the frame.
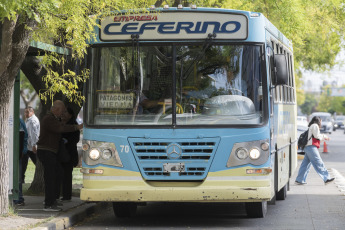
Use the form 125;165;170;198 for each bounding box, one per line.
86;44;265;126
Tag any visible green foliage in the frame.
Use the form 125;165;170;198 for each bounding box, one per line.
300;93;318;115
295;70;305;106
1;0;152;104
317;85;345;115
217;0;345;110
20;71;35;93
2;0;345;104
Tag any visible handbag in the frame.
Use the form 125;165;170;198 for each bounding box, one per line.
312;137;320;148
57;138;70;163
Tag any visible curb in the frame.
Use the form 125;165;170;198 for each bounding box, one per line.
297;154;304;160
32;202;111;230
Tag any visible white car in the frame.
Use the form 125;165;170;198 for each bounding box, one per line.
297;116;308;128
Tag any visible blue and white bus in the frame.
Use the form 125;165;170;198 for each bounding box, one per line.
80;6;297;218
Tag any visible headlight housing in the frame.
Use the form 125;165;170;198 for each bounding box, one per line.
227;139;269;167
82;140;123;167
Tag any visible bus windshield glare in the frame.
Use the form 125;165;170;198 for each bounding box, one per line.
87;44;264;126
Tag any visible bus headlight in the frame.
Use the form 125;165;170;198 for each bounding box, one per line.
236;148;248;160
89;148;100;160
83;140;123;167
249;148;260;160
227;139;269;167
102;149;112;160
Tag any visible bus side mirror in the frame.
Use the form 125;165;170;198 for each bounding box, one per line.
273;54;289;85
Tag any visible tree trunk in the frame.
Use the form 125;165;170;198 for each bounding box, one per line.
27;158;45;194
0;16;37;215
0;76;13;215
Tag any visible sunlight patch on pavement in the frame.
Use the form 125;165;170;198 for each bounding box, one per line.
330;168;345;195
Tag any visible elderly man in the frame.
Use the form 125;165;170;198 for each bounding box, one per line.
22;107;40;183
37;100;83;211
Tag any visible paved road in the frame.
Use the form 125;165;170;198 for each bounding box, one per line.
320;129;345;176
70;130;345;230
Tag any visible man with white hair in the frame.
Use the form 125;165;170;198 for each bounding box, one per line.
37;100;83;211
22;106;40;183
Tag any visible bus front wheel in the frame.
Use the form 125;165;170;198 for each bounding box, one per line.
112;202;137;218
245;201;267;218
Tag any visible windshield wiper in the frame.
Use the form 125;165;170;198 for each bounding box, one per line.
181;33;217;80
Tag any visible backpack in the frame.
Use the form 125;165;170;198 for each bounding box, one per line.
297;129;311;150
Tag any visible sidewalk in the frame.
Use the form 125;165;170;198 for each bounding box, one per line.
1;158;344;230
0;196;110;230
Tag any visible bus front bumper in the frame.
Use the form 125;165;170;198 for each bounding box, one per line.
80;168;273;202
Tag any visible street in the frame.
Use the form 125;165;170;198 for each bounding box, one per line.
70;130;345;230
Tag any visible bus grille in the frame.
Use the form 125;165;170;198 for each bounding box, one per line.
129;138;220;181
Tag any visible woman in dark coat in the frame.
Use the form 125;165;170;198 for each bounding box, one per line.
60;107;80;201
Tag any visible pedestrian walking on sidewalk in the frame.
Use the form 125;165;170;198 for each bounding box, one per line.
295;116;335;185
37;100;83;212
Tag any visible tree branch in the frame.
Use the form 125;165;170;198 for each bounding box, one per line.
154;0;164;7
8;16;38;79
0;16;18;77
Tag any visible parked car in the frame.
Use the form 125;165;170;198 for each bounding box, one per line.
309;112;334;134
334;115;345;130
297;116;308;128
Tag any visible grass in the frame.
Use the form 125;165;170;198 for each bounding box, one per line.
1;205;17;217
23;160;83;196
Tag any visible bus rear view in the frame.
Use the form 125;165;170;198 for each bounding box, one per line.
81;7;297;218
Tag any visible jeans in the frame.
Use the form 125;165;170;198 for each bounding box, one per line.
296;145;330;183
14;159;24;204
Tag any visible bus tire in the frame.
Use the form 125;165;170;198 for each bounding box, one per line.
276;183;287;200
245;201;267;218
112;202;137;218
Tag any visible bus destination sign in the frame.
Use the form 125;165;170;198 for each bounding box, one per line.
100;12;248;41
98;93;134;109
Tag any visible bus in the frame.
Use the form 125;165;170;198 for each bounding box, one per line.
80;6;297;218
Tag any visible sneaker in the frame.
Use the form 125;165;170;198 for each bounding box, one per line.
295;181;307;185
43;205;62;212
14;200;25;206
54;200;63;206
325;178;335;185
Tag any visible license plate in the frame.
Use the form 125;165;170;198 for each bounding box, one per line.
163;163;185;172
